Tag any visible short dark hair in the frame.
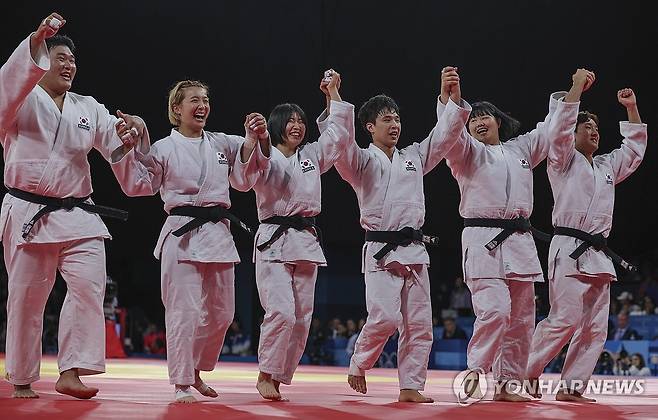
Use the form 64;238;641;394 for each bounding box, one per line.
468;101;521;141
267;103;307;147
45;34;76;53
358;94;400;135
576;111;599;132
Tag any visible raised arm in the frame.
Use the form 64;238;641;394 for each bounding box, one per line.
317;72;366;186
417;67;467;174
607;88;647;183
0;14;62;135
230;113;271;192
436;66;478;176
546;69;595;173
313;69;352;172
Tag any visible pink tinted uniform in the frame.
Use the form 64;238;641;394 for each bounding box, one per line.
438;93;573;381
326;98;463;390
527;108;647;391
121;128;263;385
0;35;150;385
239;100;352;385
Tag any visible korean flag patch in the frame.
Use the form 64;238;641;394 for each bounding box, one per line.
300;158;316;173
216;152;229;165
404;160;417;171
78;116;90;131
605;173;613;185
519;158;530;169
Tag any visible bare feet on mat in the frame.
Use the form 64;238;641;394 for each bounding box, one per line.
55;369;98;399
257;372;282;401
556;389;596;403
348;374;367;394
13;384;39;398
493;381;531;402
193;370;218;398
174;385;197;403
398;389;434;403
525;378;542;399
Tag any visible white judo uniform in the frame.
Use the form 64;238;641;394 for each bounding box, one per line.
0;35;149;385
327;98;463;390
438;93;573;381
526;111;647;391
120;128;263;385
242;100;352;385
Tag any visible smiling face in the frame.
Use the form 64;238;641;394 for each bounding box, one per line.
284;112;306;149
40;45;76;95
172;86;210;134
368;109;401;149
468;113;501;145
575;116;600;156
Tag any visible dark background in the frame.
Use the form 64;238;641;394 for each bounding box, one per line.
2;1;656;334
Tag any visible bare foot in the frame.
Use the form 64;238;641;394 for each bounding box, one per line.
556;389;596;403
175;386;197;403
55;369;98;400
398;389;433;403
273;379;281;393
256;372;282;401
193;370;218;398
347;374;367;394
13;384;39;399
525;378;542;399
494;381;531;402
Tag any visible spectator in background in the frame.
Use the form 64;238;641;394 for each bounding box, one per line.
346;319;357;338
143;323;166;355
629;353;652;376
103;276;121;339
607;319;615;341
594;350;615;375
610;312;642;341
449;276;472;316
306;318;327;365
327;317;346;339
441;317;467;340
617;292;641;314
630;296;657;316
346;319;365;359
613;350;631;375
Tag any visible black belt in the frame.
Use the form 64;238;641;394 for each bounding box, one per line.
553;226;637;272
365;226;439;261
7;188;129;239
464;217;551;251
169;205;253;237
256;215;321;252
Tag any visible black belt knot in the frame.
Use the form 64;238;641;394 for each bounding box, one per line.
553;226;636;272
365;227;439;261
256;215;321;252
169;205;253;237
61;197;78;210
464;217;551;251
7;188;128;239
